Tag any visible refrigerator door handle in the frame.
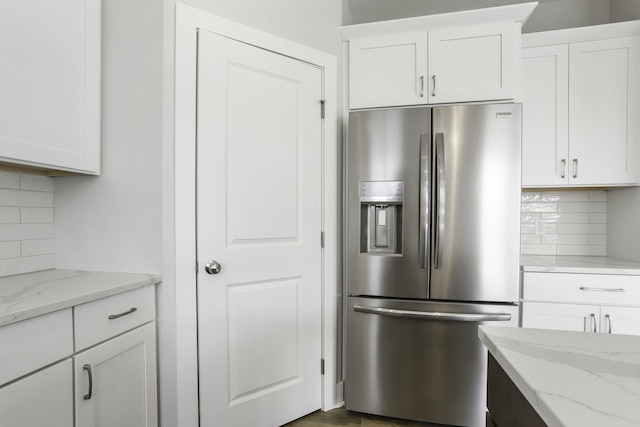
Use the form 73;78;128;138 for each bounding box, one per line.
353;305;512;322
434;133;446;269
419;133;431;269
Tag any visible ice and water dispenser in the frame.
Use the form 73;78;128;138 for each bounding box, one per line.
359;181;403;255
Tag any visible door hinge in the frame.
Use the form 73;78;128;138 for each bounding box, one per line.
321;358;325;375
320;100;326;119
195;261;199;273
321;231;325;248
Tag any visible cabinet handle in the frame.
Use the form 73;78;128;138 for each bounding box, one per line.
420;76;425;97
606;314;613;334
590;313;598;333
108;307;138;320
432;75;436;97
572;158;578;178
560;159;566;178
83;364;93;400
579;287;625;293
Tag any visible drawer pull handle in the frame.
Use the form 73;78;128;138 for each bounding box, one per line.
83;364;93;400
108;307;138;320
579;287;625;292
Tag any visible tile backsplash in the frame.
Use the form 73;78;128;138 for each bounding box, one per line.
521;190;607;256
0;171;55;276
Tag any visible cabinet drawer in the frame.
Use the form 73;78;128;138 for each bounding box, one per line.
523;272;640;305
0;309;73;386
74;286;155;350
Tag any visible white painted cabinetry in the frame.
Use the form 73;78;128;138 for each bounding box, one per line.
0;0;101;174
75;323;157;427
427;23;518;104
0;286;157;427
522;24;640;188
349;33;427;109
347;23;519;109
522;272;640;336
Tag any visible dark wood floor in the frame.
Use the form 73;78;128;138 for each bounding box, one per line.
283;407;444;427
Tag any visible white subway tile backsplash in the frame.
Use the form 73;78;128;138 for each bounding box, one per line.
0;254;55;277
21;207;54;224
0;241;21;259
589;191;607;202
521;202;557;213
521;190;607;256
0;207;20;224
0;223;55;241
557;202;606;213
0;189;53;207
0;172;20;189
521;193;541;203
20;174;54;192
21;239;55;256
0;171;55;276
541;191;590;202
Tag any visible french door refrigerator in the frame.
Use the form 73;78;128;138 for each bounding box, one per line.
345;104;521;427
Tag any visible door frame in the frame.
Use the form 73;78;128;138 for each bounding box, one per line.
173;3;339;425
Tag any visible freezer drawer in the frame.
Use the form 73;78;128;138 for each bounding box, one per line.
346;297;519;427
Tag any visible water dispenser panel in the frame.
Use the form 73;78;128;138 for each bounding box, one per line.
360;181;403;255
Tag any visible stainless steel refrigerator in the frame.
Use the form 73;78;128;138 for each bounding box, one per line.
345;104;521;427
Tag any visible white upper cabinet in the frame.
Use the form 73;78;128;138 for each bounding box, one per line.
341;3;536;110
522;45;569;187
569;36;640;186
427;23;517;104
0;0;100;174
522;22;640;188
349;33;427;109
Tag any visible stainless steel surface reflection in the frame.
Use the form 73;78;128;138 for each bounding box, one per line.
345;104;522;427
346;298;519;426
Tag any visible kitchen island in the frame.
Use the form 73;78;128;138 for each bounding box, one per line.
479;325;640;427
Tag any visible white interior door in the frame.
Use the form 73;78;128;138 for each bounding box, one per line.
196;30;323;427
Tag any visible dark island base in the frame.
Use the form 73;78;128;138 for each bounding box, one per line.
487;353;548;427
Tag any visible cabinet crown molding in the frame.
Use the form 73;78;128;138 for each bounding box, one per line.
523;20;640;47
339;2;537;40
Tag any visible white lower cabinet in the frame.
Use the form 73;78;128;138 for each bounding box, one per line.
0;286;157;427
0;359;73;426
75;323;157;427
522;272;640;336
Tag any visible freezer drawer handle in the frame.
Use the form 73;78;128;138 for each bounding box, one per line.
353;304;511;322
579;287;625;292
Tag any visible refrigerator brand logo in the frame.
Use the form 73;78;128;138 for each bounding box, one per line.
496;112;513;119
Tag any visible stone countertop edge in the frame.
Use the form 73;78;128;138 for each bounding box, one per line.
479;325;640;427
521;255;640;275
0;269;162;327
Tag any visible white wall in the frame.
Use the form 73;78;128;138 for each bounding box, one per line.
55;0;163;274
607;2;640;262
522;0;610;32
161;2;342;426
611;0;640;22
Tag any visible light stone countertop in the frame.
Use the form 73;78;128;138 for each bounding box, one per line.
0;269;161;326
479;325;640;427
521;255;640;275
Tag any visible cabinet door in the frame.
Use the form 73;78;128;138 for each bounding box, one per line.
522;302;599;332
0;359;73;427
427;23;517;104
349;32;427;109
521;45;569;187
600;306;640;336
569;36;640;186
0;0;100;174
75;323;157;427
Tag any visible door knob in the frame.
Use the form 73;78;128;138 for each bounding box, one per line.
205;260;222;275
